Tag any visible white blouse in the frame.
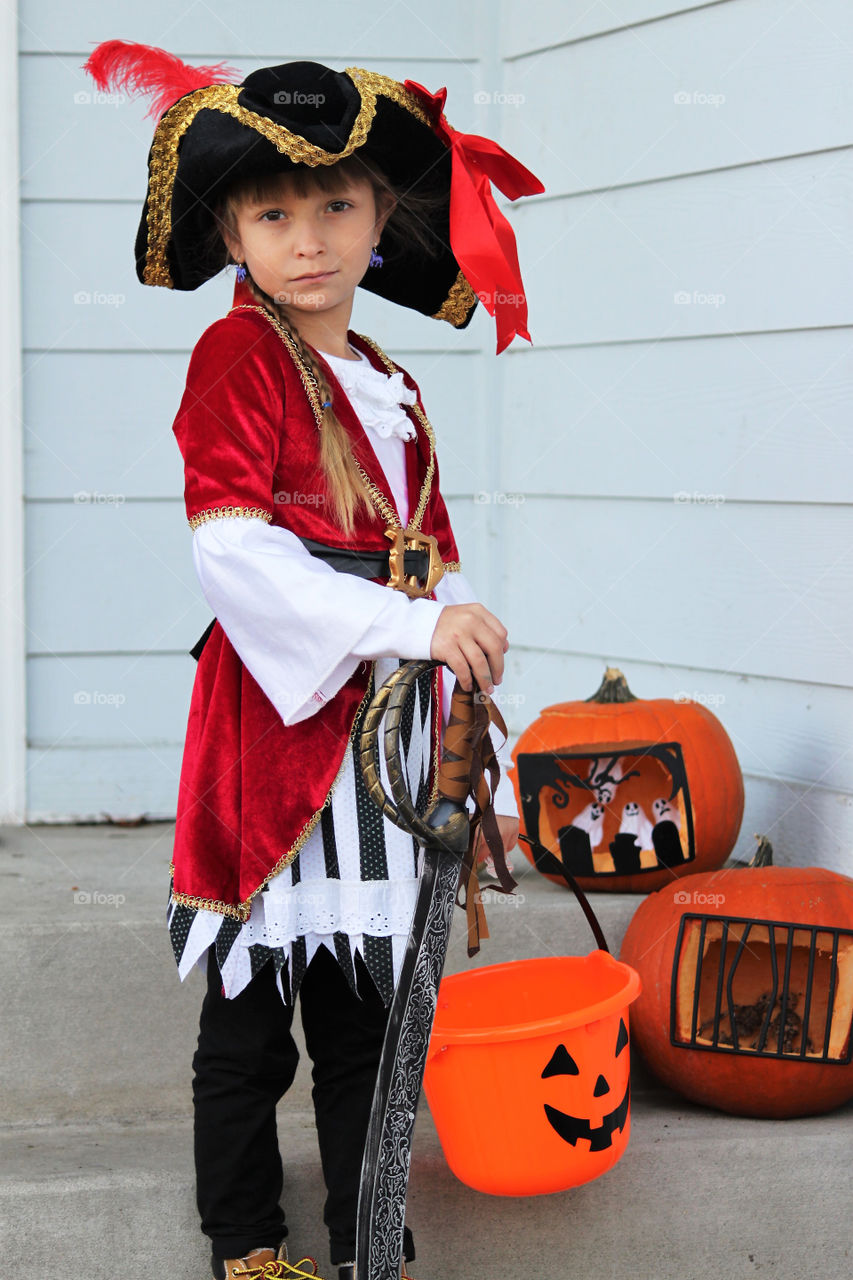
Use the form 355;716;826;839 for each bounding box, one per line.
191;343;518;819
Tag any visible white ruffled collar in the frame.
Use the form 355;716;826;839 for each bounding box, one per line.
320;346;418;441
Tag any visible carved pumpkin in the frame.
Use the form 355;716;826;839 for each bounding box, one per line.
619;837;853;1118
511;667;744;893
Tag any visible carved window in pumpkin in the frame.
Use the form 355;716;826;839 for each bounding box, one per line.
517;743;695;877
670;914;853;1063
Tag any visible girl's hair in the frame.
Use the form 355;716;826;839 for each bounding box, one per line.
203;152;444;538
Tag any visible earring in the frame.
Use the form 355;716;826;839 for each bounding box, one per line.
369;244;384;269
235;262;247;282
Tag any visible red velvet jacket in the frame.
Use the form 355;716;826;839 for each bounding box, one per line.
170;279;461;920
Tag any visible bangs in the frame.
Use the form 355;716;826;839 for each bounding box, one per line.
225;153;389;210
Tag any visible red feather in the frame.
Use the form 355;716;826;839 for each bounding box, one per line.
82;39;241;122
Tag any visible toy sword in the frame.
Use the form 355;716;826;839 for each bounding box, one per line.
355;658;513;1280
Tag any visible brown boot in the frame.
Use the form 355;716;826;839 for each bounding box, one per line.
214;1243;286;1279
226;1247;324;1279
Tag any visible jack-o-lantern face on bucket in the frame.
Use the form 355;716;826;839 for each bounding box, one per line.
424;952;641;1195
541;1017;631;1153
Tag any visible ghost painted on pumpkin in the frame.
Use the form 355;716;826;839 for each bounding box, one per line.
556;800;605;876
610;800;656;874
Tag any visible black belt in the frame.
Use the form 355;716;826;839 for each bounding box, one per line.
298;537;432;580
189;536;433;663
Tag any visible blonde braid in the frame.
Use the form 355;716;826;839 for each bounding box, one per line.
240;272;379;539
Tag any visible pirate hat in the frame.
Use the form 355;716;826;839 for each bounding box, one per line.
82;41;544;352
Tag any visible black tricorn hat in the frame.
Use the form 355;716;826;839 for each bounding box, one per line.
83;42;545;352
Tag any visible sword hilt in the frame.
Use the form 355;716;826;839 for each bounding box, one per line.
421;681;478;856
434;682;477;805
358;660;511;872
358;660;473;856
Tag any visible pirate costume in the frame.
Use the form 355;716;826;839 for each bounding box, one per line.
82;41;542;1278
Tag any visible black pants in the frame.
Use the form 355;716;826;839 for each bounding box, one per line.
192;942;415;1267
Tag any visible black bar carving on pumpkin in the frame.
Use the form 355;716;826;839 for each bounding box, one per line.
670;913;853;1063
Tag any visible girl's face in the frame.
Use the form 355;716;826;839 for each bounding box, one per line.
222;173;392;331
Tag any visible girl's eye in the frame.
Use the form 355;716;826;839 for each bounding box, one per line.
258;201;350;220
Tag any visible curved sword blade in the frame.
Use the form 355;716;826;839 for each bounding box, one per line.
355;844;459;1280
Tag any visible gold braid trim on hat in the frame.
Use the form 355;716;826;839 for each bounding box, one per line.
344;67;435;128
431;269;478;327
144;69;435;288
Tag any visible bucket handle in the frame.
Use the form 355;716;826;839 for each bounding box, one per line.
516;833;610;954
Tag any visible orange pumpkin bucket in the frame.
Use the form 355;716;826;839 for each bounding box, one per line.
423;845;641;1196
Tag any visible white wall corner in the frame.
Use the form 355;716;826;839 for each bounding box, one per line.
0;1;27;823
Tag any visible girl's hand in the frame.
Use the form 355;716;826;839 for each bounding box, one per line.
430;603;508;694
474;814;520;878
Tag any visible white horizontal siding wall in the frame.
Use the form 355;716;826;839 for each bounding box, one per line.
18;1;504;821
14;0;853;876
496;0;853;872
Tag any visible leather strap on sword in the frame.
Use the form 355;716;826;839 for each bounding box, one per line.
439;684;518;956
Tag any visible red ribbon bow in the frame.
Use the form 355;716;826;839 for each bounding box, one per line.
403;80;545;354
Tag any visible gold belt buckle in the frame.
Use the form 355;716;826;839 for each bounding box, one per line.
384;526;445;598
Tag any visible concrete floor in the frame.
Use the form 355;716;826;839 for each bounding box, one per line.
2;820;851;1279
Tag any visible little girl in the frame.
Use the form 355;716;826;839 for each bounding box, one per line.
83;43;543;1280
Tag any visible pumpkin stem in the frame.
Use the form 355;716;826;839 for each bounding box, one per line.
586;667;639;704
747;833;774;868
